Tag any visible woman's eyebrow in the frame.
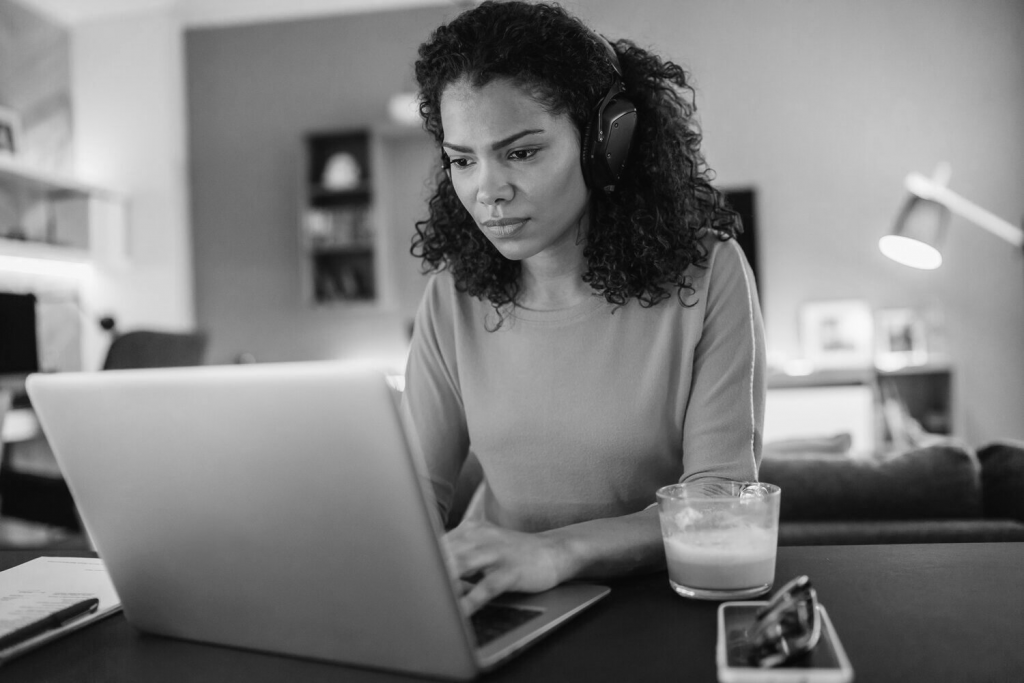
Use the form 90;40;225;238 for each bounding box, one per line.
443;129;545;153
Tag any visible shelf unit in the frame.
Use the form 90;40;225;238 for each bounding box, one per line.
0;156;126;264
301;130;376;304
0;156;121;199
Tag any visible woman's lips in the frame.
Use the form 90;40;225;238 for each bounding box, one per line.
481;218;528;238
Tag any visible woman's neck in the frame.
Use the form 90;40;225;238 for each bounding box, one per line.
516;205;593;310
518;244;591;311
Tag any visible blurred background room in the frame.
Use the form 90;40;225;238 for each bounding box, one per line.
1;0;1022;544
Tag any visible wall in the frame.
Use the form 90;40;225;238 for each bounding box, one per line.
186;1;1024;445
186;6;453;368
571;0;1024;445
71;7;196;368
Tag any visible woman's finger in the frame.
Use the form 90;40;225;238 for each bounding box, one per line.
459;568;517;615
443;524;504;577
449;546;500;579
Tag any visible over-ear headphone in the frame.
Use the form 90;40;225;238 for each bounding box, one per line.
580;34;637;193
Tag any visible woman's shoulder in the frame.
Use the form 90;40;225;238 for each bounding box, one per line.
419;270;458;318
422;268;457;299
418;269;489;326
697;228;744;261
686;230;749;288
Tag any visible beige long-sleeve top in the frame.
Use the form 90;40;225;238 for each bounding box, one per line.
401;234;766;533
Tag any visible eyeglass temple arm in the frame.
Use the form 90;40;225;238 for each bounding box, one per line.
905;169;1023;249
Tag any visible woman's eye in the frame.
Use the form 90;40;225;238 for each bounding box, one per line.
509;148;538;161
449;157;472;169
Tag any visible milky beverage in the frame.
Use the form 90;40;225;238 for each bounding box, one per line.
663;524;776;590
657;482;780;597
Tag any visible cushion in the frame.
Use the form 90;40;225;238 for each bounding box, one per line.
758;443;983;521
763;433;852;458
977;441;1024;523
779;519;1024;546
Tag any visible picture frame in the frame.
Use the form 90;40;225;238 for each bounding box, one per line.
799;299;874;369
0;106;21;157
875;307;928;369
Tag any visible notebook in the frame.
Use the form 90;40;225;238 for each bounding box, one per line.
26;362;609;679
0;557;121;664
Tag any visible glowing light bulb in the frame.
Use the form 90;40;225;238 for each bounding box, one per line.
878;235;942;270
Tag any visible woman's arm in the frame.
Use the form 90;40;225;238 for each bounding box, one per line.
402;274;471;523
445;507;664;614
680;238;767;482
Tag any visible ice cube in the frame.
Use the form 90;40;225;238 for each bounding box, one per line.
739;483;769;504
674;507;702;530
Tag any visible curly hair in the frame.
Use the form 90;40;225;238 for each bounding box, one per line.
412;0;740;323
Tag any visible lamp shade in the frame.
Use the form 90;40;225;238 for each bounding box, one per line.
879;195;949;270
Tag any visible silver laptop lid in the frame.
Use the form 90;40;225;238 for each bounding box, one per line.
27;362;480;679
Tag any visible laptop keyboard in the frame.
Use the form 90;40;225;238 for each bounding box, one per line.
470;604;544;647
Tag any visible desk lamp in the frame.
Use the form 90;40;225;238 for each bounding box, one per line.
879;162;1023;269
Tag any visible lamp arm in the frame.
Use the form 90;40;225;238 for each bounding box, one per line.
905;173;1023;248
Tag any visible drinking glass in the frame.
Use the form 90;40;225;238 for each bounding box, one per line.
656;481;781;600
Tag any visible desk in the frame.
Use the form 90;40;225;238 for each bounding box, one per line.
2;543;1022;682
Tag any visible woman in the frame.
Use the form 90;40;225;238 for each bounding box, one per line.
402;0;766;614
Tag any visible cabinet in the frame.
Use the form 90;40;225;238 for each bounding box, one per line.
876;364;953;436
301;130;376;304
766;364;954;453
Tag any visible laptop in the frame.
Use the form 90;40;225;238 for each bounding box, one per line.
26;361;609;680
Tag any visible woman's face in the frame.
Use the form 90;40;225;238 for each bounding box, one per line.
439;78;590;267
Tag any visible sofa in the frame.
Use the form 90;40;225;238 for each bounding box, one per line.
448;441;1024;545
759;440;1024;545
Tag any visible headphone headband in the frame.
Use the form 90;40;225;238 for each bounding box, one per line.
594;33;624;81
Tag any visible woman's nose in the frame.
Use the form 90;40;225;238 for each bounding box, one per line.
476;162;514;206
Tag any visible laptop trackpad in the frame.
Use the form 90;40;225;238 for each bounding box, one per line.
471;603;544;647
474;583;610;669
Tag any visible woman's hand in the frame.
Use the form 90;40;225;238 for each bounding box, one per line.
442;519;568;615
442;504;666;615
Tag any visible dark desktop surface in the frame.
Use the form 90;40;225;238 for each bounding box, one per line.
1;544;1022;682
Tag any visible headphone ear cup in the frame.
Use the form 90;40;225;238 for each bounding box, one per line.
580;115;599;189
598;95;637;188
584;90;637;192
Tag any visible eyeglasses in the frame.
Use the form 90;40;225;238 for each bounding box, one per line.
746;575;822;668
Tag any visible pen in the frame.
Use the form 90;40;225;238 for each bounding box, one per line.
0;598;100;651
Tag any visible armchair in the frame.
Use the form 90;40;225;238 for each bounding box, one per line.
102;330;208;370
